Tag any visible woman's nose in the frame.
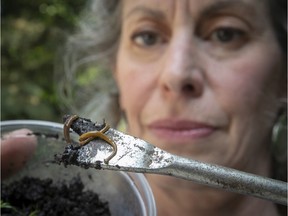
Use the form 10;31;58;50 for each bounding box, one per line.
159;33;204;99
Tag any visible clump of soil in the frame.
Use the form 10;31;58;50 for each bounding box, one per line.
1;176;110;216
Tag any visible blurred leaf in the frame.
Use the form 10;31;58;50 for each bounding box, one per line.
1;0;86;121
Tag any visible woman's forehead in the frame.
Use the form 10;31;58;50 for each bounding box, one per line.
122;0;267;19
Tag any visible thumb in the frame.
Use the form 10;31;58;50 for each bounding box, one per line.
1;129;37;179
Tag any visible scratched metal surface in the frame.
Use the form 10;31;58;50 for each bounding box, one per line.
61;115;288;206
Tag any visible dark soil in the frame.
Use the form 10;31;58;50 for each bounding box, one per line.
1;115;112;216
1;176;111;216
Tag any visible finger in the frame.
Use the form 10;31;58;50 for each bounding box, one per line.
1;129;37;179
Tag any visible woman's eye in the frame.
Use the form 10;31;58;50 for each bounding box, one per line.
210;27;246;44
131;31;165;47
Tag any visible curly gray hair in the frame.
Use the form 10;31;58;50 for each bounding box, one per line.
57;0;121;126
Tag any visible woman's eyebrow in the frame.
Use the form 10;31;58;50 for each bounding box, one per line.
125;6;166;20
199;1;256;18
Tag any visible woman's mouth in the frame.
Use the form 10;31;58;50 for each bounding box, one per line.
148;119;215;141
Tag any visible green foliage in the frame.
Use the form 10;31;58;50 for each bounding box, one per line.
28;210;40;216
1;200;39;216
1;0;86;121
0;200;15;209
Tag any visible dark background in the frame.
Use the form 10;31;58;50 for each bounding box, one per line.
1;0;86;122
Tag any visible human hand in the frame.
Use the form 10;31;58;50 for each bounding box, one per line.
1;129;37;179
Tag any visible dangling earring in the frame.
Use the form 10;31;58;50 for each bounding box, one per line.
272;111;287;145
271;109;287;182
271;109;287;167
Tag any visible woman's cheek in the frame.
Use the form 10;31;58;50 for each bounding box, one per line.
214;48;281;118
116;55;156;135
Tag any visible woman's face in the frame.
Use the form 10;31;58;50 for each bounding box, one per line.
115;0;285;171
